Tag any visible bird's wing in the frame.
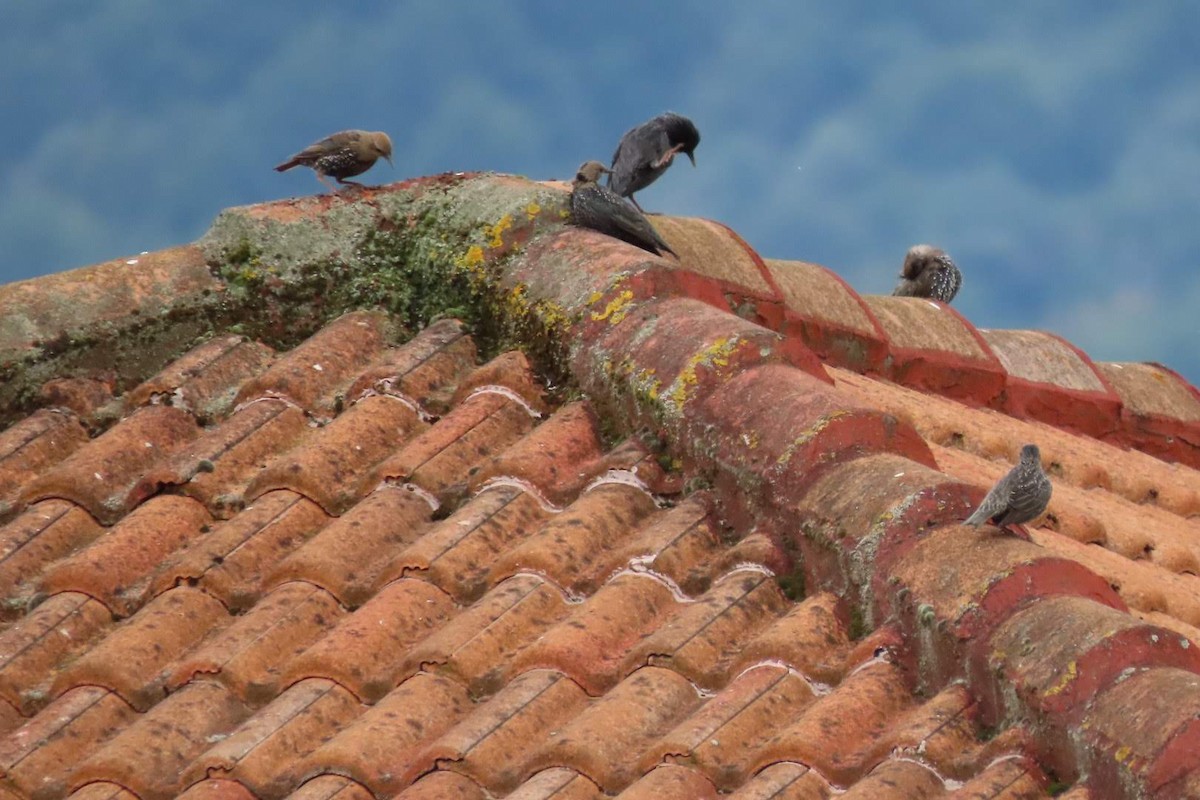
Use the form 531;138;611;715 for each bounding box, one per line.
964;470;1015;526
609;123;671;193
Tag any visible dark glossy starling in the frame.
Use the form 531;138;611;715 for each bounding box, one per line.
570;161;676;257
964;444;1053;533
607;112;700;212
275;130;393;192
892;244;962;303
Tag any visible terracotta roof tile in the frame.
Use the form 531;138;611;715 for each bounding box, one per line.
0;686;135;800
377;484;553;603
284;775;373;800
51;586;227;711
1095;361;1200;465
505;768;602;800
165;581;346;703
730;592;850;686
725;761;831;799
149;489;329;612
21;405;200;524
344;318;477;415
70;680;250;800
266;484;435;606
233;310;391;414
175;780;258;800
391;770;487;799
414;669;590;792
531;666;702;793
0;592;113;715
182;678;361;798
403;574;568;696
246;393;426;515
38;376;117;423
764;259;888;373
626;569;789;689
64;782;139;800
604;492;724;596
650;217;774;296
615;764;719;799
125;335;276;423
837;758;947;799
512;573;680;695
297;672;470;796
38;495;213;616
446;351;547;413
132;398;308;517
0;410;90;522
0;500;103;617
280;578;454;702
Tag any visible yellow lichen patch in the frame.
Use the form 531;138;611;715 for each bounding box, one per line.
775;409;851;467
485;214;513;249
524;202;541;221
1114;745;1132;764
559;209;571;220
457;245;485;270
591;289;636;325
663;336;741;415
1043;660;1078;697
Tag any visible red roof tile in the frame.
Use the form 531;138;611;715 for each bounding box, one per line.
0;172;1198;800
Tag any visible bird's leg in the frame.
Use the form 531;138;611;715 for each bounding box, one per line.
316;173;340;194
652;143;684;169
628;195;647;213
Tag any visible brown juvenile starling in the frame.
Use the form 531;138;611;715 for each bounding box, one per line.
892;244;962;303
274;130;394;192
964;443;1053;533
570;161;676;257
607;112;701;212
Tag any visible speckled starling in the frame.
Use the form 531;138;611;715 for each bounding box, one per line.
892;244;962;303
570;161;676;257
607;112;700;212
274;130;393;192
964;444;1053;533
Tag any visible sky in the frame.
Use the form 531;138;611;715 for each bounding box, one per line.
2;2;1198;383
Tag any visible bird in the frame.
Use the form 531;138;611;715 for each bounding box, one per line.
570;161;676;257
607;112;700;212
275;130;393;193
964;443;1053;533
892;244;962;303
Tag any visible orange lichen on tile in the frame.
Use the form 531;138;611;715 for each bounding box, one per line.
183;678;362;798
0;409;90;520
490;483;660;594
233;310;391;413
267;485;435;606
132;398;308;517
730;762;833;799
371;389;540;504
506;768;603;800
281;578;454;703
754;661;915;786
150;489;329;612
647;663;818;789
345;318;477;414
0;686;135;798
0;591;113;714
166;581;346;703
626;569;788;689
467;401;606;506
531;666;703;793
512;573;682;695
0;499;103;614
379;484;554;602
39;495;213;616
124;334;275;422
298;672;471;797
606;493;724;596
247;393;427;515
730;592;850;687
21;405;199;523
615;764;719;800
414;669;590;792
51;586;227;711
402;574;569;696
70;680;250;800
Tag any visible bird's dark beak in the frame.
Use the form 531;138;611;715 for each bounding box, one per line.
386;155;394;167
687;152;696;167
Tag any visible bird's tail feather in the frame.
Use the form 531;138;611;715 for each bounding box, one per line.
274;159;300;172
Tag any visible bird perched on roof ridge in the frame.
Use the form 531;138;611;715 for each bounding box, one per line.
275;130;393;193
607;112;701;212
570;161;676;257
964;443;1052;533
892;244;962;303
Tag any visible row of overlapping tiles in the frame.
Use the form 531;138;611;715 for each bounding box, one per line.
0;311;1046;799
